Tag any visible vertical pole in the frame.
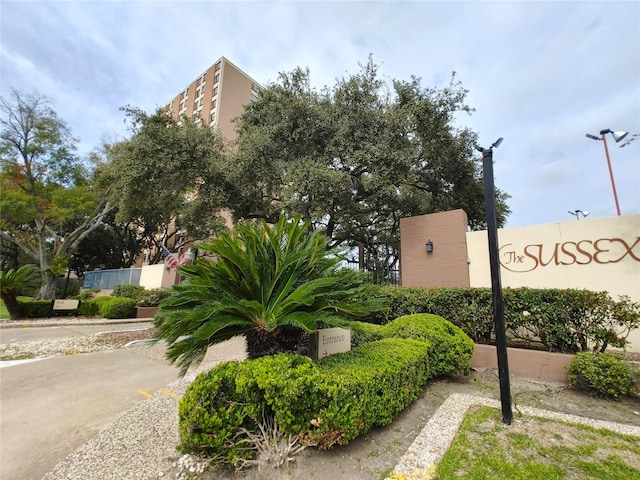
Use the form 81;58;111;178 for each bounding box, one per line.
481;147;513;425
600;134;622;216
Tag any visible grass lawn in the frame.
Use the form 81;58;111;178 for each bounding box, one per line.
0;299;9;319
433;406;640;480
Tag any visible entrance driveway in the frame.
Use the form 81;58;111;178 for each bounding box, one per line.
0;348;178;480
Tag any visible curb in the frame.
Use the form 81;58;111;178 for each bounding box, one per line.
0;318;154;329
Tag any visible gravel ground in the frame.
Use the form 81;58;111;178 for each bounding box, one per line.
0;329;154;360
3;325;639;480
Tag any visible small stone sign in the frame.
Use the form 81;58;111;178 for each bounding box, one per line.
52;299;80;310
310;327;351;359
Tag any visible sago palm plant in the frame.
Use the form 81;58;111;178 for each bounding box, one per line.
154;216;382;376
0;264;42;320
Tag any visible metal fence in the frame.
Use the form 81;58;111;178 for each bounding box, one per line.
341;259;399;286
82;268;142;290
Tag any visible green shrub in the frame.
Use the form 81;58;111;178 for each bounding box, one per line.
312;338;431;446
346;320;385;347
17;298;51;318
78;297;101;316
77;289;100;301
347;314;474;377
178;354;323;465
138;288;172;307
568;352;639;399
355;286;639;354
99;297;136;318
111;284;145;301
382;314;474;377
179;338;432;466
55;278;81;298
77;296;135;318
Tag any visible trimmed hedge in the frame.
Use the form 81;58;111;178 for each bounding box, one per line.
347;313;474;377
179;338;432;465
354;286;640;353
178;315;474;466
17;298;51;318
78;296;136;318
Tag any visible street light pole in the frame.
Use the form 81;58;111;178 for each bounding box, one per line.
475;137;512;425
586;129;628;216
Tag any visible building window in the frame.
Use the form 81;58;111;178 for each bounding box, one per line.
211;99;217;109
196;78;202;87
210;111;216;122
195;87;200;97
251;83;260;92
213;86;218;96
199;98;204;107
214;74;220;83
215;61;221;71
250;93;259;102
180;92;185;100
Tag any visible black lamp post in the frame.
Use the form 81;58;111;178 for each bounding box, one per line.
475;137;512;425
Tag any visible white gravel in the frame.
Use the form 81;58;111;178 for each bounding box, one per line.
0;336;120;359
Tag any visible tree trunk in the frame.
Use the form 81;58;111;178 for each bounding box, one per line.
245;327;310;359
37;272;57;300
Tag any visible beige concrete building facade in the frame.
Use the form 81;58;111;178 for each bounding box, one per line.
164;56;261;140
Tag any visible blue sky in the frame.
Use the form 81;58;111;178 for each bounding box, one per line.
1;1;638;228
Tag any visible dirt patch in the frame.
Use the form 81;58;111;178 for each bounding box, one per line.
162;369;640;480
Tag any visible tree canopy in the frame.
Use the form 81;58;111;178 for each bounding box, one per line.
227;59;510;271
99;107;231;262
0;90;114;298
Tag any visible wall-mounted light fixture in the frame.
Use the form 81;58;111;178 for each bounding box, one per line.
425;239;434;253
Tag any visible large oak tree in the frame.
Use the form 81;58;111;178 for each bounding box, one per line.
100;107;231;262
227;59;510;272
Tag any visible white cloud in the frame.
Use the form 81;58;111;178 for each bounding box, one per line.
1;0;638;227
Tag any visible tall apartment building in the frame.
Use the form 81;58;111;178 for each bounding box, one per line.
164;56;261;140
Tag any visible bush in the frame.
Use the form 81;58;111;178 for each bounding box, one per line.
347;320;385;347
77;289;100;301
138;288;172;307
347;313;474;377
78;297;102;316
17;298;51;318
382;314;474;377
111;284;145;302
568;352;639;399
355;286;639;354
179;338;432;466
77;296;136;318
55;278;81;298
99;297;136;318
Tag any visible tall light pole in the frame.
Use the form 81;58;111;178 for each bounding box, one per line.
475;137;512;425
586;129;629;216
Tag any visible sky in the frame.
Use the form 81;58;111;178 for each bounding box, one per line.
1;0;639;229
